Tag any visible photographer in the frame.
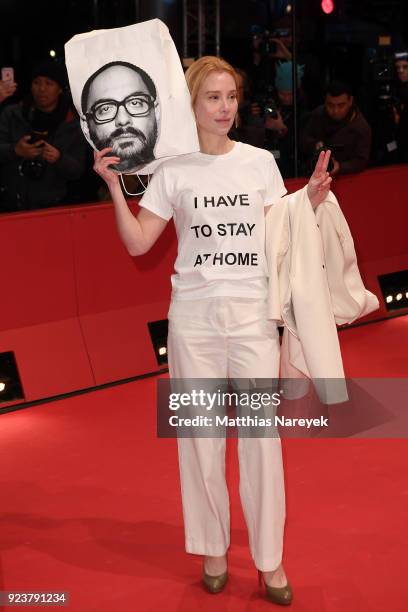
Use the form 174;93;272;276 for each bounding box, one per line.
301;81;371;175
263;61;306;177
247;25;292;101
0;60;85;212
237;61;306;177
394;50;408;162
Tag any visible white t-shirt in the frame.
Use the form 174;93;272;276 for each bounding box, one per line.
138;141;287;300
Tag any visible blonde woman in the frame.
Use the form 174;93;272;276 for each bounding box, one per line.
93;55;332;605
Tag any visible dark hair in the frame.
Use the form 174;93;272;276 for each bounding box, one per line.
81;61;157;114
325;80;353;98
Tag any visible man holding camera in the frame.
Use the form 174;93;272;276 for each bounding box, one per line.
262;61;307;177
300;81;371;176
0;60;85;212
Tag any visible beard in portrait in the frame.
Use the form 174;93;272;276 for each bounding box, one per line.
80;61;159;173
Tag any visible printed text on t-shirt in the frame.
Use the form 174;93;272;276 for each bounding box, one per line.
194;194;250;208
191;193;259;268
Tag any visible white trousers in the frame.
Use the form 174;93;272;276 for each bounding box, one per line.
167;296;286;571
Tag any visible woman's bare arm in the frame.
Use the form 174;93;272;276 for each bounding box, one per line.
94;147;168;256
109;181;168;255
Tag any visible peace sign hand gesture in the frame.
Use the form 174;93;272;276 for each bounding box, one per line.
306;149;333;210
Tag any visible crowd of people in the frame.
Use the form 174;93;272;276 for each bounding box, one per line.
231;30;408;178
1;38;408;213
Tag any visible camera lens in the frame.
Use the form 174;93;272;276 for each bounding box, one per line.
19;159;46;180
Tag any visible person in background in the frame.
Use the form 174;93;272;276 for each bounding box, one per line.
228;67;267;147
232;61;307;177
395;50;408;85
394;50;408;162
262;61;306;177
0;60;86;212
301;80;371;176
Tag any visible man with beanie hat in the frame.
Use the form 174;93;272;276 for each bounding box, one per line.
0;59;86;212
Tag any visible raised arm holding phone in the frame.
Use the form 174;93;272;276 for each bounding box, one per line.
0;67;17;104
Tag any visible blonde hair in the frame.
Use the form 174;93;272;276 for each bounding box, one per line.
184;55;239;107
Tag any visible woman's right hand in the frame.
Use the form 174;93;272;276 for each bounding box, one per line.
93;148;121;188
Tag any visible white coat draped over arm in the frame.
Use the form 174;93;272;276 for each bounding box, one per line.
265;186;379;404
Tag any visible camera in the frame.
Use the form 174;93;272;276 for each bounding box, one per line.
255;85;280;119
251;27;291;57
310;145;344;174
19;159;46;180
253;97;279;119
264;99;279;119
366;37;401;115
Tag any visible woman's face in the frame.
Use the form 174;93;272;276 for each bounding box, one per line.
193;70;238;136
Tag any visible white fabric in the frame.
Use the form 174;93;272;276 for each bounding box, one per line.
265;185;379;403
65;19;199;175
167;296;285;571
139;141;287;300
316;193;380;323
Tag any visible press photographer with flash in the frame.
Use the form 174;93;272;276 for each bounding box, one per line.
0;60;85;212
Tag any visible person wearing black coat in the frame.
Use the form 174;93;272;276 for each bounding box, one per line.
0;60;86;212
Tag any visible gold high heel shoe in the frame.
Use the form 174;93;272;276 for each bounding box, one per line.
202;569;228;593
258;569;293;605
202;557;228;593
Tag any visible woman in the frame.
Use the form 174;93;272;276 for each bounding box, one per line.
93;56;331;605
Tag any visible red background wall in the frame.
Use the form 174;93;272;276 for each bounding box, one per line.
0;165;407;408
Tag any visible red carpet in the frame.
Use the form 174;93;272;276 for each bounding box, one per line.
0;316;407;611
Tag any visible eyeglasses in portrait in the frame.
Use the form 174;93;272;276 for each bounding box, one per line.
80;61;160;173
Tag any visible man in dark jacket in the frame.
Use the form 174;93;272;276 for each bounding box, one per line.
394;50;408;163
0;60;86;212
300;81;371;176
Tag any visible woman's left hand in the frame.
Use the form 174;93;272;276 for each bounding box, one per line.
307;149;333;210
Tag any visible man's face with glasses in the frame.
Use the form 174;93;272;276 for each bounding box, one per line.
85;65;158;172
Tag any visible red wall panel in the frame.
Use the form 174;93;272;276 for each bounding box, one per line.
0;320;94;401
70;202;176;315
329;165;408;262
69;201;177;384
0;208;77;331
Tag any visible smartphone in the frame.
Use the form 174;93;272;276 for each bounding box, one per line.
29;131;47;145
1;67;14;83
